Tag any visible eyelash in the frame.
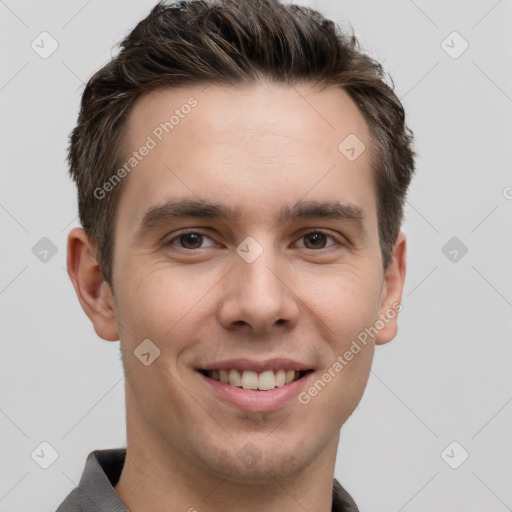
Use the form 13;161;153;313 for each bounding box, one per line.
165;229;342;251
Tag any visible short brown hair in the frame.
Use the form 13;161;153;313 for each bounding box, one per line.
68;0;415;286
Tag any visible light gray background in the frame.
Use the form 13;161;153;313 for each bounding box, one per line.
1;1;511;511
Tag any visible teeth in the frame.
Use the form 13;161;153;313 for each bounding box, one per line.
275;369;286;387
241;370;258;390
285;369;295;384
258;370;276;391
228;369;242;387
206;368;305;391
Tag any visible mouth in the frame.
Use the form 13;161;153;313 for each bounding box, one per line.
195;358;315;412
197;368;314;391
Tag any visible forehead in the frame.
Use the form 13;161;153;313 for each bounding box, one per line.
117;81;376;230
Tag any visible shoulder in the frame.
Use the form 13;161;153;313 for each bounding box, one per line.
55;487;86;512
332;478;359;512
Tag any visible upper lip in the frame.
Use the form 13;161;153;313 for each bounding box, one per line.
197;358;312;372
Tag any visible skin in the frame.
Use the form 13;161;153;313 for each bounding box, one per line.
68;81;406;512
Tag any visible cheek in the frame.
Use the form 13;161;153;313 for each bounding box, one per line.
298;326;376;430
299;262;383;342
114;261;218;347
297;264;380;411
297;345;375;438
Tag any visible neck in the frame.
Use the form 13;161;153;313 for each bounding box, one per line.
114;399;340;512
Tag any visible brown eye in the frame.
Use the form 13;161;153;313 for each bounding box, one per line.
298;231;337;250
303;232;327;249
178;233;203;249
167;231;216;250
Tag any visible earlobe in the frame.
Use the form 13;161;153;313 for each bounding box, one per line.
374;231;407;346
67;227;119;341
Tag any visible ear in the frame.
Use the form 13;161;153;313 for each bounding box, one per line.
374;231;407;346
67;227;119;341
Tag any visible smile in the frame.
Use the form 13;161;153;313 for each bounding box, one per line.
198;368;313;391
195;358;315;412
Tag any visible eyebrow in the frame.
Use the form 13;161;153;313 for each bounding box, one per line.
137;198;366;236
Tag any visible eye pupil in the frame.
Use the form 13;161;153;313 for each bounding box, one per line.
304;232;326;249
180;233;202;249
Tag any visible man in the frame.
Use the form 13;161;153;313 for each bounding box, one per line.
57;0;414;510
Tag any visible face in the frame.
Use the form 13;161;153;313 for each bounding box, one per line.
78;81;405;482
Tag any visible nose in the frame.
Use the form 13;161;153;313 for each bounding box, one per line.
217;241;300;336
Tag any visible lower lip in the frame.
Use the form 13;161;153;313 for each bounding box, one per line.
197;371;313;412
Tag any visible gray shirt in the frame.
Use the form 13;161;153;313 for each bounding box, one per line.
56;449;359;512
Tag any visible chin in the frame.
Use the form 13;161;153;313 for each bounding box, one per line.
197;433;318;484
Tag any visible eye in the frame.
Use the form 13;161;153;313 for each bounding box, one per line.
295;231;339;250
165;229;342;252
166;230;217;250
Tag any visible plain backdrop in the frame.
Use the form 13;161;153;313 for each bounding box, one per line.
1;1;511;511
